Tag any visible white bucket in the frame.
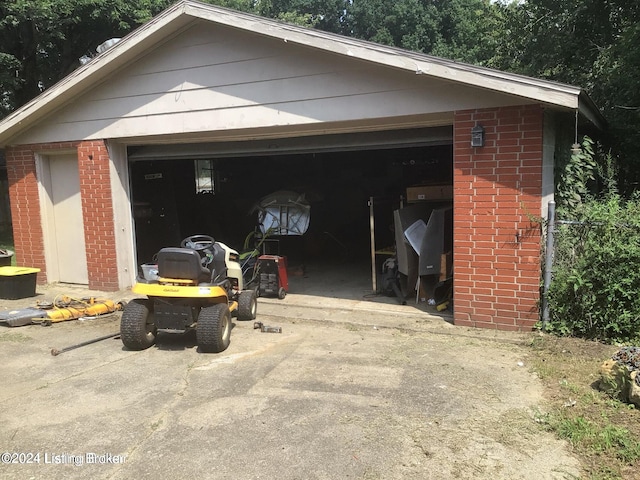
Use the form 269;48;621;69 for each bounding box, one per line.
141;264;159;281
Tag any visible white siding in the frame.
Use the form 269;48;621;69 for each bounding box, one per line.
542;111;556;218
107;141;136;288
14;21;530;145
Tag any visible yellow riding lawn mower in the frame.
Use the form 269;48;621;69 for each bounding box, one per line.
121;235;257;353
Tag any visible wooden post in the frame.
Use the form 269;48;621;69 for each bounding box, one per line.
369;196;376;293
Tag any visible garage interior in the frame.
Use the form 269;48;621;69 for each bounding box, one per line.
127;126;454;309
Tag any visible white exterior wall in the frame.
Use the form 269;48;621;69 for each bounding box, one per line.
542;111;556;219
14;21;530;146
106;141;136;287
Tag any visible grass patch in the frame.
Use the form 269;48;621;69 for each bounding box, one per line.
552;415;640;461
527;333;640;479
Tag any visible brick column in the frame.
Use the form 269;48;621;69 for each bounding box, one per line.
5;146;47;282
453;105;543;330
78;140;119;291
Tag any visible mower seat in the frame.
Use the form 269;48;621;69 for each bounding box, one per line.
209;243;228;283
157;247;211;284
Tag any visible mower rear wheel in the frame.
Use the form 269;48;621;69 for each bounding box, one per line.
238;289;257;321
197;303;231;353
120;299;156;350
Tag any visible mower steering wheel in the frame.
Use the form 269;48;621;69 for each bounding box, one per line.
181;234;215;251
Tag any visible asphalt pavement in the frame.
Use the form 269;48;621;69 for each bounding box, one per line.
0;284;582;479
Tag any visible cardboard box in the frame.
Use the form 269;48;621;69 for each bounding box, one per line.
406;185;453;203
0;266;40;299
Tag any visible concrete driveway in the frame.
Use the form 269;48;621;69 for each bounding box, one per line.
0;285;581;479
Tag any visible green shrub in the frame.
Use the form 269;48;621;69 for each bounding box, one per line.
546;194;640;343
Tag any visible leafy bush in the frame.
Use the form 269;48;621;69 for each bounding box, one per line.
556;136;597;211
545;194;640;342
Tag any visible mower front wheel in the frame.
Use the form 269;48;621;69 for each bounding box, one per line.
238;289;257;321
197;303;231;353
120;299;157;350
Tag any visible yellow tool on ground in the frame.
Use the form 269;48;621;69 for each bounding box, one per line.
0;296;124;327
35;296;124;324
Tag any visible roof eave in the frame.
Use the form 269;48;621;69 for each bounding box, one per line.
0;0;606;147
578;92;607;131
184;1;597;119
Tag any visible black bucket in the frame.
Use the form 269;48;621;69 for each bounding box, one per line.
0;249;14;267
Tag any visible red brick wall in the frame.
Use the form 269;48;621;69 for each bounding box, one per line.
78;141;119;290
6;141;119;290
453;105;543;331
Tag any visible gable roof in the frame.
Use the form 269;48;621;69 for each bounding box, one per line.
0;0;605;147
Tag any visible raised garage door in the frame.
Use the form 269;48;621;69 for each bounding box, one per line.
127;127;453;161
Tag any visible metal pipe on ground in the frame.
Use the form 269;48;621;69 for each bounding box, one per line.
51;333;120;356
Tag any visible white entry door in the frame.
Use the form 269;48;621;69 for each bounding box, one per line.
49;155;89;284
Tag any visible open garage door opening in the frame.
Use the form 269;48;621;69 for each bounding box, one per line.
128;137;453;308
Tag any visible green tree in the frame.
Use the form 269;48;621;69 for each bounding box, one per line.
344;0;504;66
0;0;172;118
493;0;640;193
429;0;504;66
345;0;440;52
258;0;348;31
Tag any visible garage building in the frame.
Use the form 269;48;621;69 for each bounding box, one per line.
0;0;604;330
